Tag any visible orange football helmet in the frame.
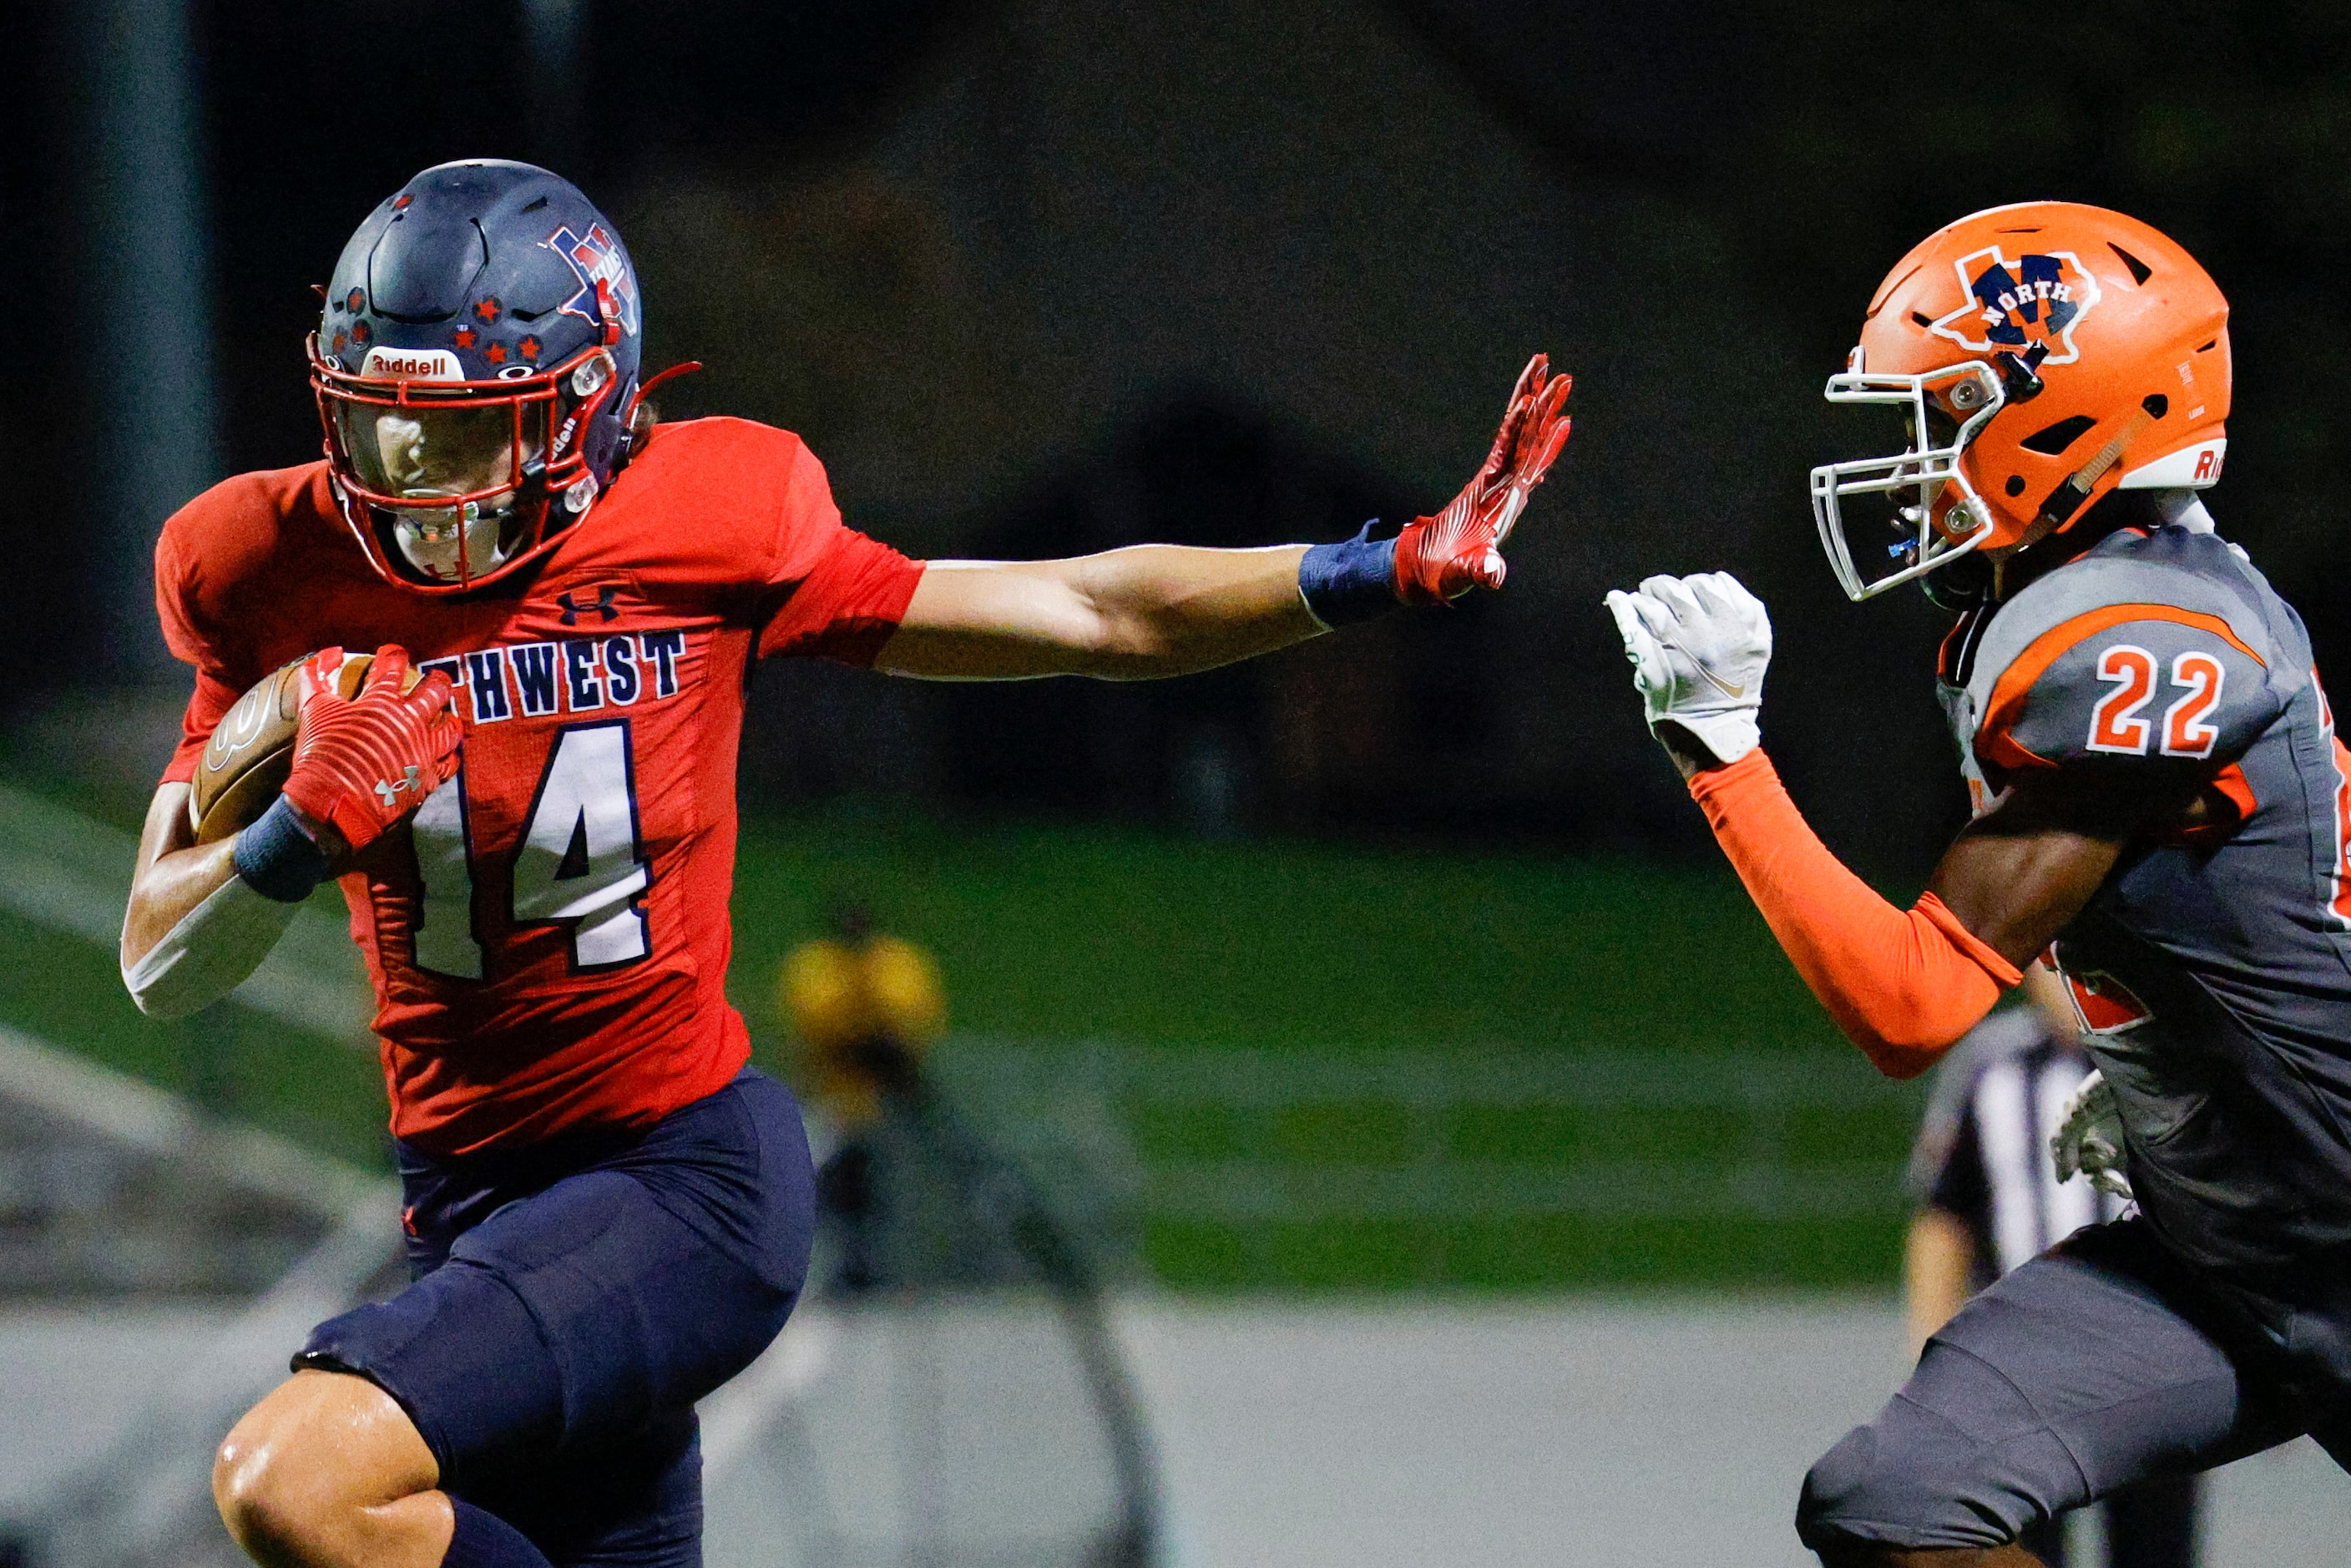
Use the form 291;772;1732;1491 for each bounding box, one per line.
1811;201;2231;600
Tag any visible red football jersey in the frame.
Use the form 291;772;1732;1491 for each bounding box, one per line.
155;417;925;1156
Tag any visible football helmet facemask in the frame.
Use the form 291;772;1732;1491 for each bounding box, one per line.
1810;201;2232;602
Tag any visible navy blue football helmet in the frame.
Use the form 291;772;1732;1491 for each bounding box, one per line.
311;159;679;592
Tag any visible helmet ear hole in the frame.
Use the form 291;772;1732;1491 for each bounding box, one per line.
2021;415;2098;455
2005;475;2026;497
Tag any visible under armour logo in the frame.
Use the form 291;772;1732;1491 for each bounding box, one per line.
557;585;621;625
373;765;422;808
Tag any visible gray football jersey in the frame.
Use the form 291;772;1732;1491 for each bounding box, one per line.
1939;521;2351;1277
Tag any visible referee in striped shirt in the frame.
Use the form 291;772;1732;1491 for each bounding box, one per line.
1906;963;2201;1568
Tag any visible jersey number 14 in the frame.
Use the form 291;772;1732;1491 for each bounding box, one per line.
407;720;650;979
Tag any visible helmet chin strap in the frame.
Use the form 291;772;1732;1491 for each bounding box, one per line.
2019;405;2158;555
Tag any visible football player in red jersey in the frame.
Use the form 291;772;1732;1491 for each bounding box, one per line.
1609;203;2351;1565
117;161;1570;1568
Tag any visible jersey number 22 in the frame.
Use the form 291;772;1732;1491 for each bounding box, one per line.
2088;645;2224;760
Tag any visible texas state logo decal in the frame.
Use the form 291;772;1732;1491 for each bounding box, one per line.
1929;246;2102;365
547;222;640;337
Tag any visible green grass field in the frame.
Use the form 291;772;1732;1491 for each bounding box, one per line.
0;790;1924;1291
721;805;1853;1061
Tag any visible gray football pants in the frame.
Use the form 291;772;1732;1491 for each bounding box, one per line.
1797;1218;2347;1555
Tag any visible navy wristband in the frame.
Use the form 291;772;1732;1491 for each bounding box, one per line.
1298;519;1401;628
233;795;332;903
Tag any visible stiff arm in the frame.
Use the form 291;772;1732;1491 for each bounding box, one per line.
874;353;1570;680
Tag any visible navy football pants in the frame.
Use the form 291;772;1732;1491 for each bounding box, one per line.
1799;1217;2348;1556
300;1069;817;1568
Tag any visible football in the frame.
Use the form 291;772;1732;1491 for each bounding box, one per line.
188;651;417;842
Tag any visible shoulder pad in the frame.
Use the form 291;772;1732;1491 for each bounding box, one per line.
1969;542;2287;774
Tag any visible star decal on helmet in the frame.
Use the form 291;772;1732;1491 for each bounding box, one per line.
453;325;478;349
484;341;508;366
1930;246;2103;366
474;296;503;324
517;336;541;361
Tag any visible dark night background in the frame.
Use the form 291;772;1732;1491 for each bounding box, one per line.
3;0;2344;878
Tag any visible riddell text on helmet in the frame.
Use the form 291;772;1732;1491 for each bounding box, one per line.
360;346;464;381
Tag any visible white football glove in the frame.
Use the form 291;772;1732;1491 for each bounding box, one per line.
2051;1069;2133;1201
1603;572;1772;764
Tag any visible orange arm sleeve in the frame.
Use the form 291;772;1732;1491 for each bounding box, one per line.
1686;750;2021;1079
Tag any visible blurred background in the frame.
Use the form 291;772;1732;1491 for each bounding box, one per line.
2;1;2349;1563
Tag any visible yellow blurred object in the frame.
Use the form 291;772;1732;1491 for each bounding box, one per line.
781;933;947;1125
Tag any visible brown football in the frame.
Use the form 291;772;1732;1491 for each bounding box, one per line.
189;651;420;843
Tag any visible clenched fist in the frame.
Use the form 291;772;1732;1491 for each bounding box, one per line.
1604;572;1772;767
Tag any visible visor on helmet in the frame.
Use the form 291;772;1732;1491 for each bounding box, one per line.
325;391;548;587
333;399;536;502
1809;356;2005;602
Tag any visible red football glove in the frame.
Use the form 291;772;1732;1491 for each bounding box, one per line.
1395;354;1574;604
281;645;462;857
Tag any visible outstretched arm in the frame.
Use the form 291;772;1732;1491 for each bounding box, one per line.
875;356;1571;680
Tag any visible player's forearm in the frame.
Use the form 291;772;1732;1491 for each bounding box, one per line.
122;784;299;1018
124;785;239;967
1686;750;2020;1077
124;841;245;964
879;545;1322;680
1060;544;1321;677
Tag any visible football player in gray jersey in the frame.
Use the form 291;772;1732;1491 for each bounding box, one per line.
1607;200;2351;1565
